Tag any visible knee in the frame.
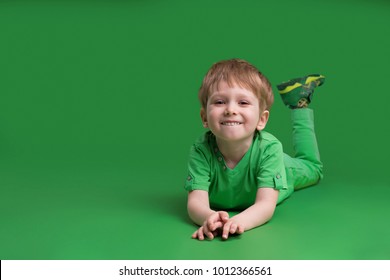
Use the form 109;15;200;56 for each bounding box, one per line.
314;162;323;182
305;160;323;184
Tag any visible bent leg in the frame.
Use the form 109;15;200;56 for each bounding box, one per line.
284;108;323;190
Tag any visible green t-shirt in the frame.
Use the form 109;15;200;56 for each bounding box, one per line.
184;130;292;209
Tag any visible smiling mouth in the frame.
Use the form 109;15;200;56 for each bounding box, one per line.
220;122;242;126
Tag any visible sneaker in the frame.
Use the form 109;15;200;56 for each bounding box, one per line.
277;74;325;108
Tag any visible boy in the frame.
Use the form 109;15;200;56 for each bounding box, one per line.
184;59;324;240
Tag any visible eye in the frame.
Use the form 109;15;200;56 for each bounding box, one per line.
214;100;225;105
239;100;250;105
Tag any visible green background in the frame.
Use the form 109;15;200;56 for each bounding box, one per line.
1;0;389;259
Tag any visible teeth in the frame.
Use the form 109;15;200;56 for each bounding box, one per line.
221;122;242;126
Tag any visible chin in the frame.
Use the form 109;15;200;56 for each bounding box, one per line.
219;134;252;142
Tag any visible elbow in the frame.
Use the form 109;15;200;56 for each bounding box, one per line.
262;198;277;224
187;200;195;221
265;205;276;223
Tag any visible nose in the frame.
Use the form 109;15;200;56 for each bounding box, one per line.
224;102;237;115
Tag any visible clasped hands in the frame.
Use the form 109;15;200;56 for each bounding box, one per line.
192;211;244;240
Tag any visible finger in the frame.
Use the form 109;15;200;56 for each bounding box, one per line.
203;226;214;240
229;223;238;234
202;223;213;239
203;230;214;239
202;222;209;233
207;221;216;232
213;221;224;230
192;230;198;239
219;211;229;222
237;225;245;235
207;213;219;231
222;222;231;240
197;227;205;241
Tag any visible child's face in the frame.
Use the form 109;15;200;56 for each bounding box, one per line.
201;81;269;144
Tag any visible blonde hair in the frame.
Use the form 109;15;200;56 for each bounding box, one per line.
198;58;274;112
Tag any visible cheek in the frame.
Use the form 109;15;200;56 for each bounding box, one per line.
247;111;261;124
207;108;221;119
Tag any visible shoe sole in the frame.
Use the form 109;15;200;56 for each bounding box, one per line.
278;74;325;94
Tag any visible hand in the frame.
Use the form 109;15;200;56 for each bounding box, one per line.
192;211;229;240
221;218;245;240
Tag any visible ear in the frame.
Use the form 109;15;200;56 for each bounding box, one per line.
256;110;269;131
200;108;208;128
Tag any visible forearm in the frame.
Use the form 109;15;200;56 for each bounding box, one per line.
188;203;215;226
187;191;215;226
231;201;276;231
231;188;278;231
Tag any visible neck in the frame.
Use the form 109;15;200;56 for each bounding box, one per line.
216;135;254;169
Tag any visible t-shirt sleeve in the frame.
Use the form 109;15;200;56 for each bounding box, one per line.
256;141;287;190
184;145;211;192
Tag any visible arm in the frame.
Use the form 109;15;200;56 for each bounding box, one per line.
187;190;214;226
187;190;229;240
221;187;279;239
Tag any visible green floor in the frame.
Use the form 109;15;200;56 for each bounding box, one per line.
1;0;390;260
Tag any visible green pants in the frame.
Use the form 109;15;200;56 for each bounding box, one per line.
279;108;323;203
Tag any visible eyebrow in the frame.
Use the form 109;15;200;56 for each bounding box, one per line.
209;92;257;100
